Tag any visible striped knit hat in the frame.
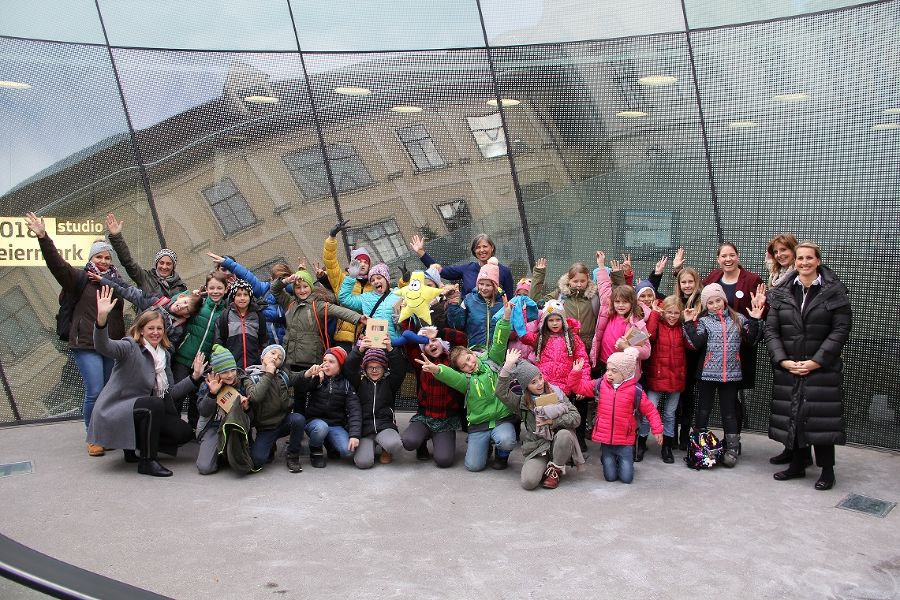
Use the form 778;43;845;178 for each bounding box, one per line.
154;249;177;267
209;344;237;373
362;348;388;369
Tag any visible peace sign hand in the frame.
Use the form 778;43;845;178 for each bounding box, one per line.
415;356;441;374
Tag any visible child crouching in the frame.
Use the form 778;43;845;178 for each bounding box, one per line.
496;348;584;490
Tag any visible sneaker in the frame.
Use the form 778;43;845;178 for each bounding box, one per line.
379;450;393;465
286;453;302;473
542;463;561;489
491;454;509;470
416;445;431;461
87;443;105;457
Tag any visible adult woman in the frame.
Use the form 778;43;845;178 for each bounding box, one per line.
765;242;850;490
765;233;799;288
88;286;203;477
105;213;186;297
26;213;126;457
410;233;514;299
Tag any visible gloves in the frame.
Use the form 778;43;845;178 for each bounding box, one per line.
347;259;361;279
329;219;350;238
398;262;410;283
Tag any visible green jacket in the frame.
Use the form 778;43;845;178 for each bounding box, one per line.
434;318;512;428
245;368;301;431
173;294;226;367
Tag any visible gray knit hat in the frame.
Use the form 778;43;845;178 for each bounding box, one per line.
512;359;542;387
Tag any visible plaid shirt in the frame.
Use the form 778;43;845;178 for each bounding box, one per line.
404;327;467;419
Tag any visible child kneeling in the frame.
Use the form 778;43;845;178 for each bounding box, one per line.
496;348;584;489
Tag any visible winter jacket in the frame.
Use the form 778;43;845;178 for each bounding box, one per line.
108;232;187;297
344;346;408;436
420;252;514;299
172;294;226;368
765;266;851;447
434;318;513;430
245;367;300;431
213;303;268;369
590;267;650;368
272;279;362;367
87;324;199;451
683;310;762;383
404;327;467;421
220;256;288;345
645;311;687;393
323;236;375;344
496;374;581;461
38;234;126;349
520;318;592;396
447;290;504;348
338;277;402;341
296;374;362;438
577;374;662;446
99;275;188;347
530;268;600;351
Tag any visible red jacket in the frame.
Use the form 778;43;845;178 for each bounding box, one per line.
404;327;467;419
644;311;687;393
570;372;662;445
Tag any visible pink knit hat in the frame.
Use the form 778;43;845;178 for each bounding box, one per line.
606;347;639;379
700;283;727;308
515;277;531;294
368;263;391;285
476;257;500;289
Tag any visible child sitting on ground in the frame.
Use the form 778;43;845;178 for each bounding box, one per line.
196;344;252;475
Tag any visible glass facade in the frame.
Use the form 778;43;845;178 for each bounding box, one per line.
0;0;896;449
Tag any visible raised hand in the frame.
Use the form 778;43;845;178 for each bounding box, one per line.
654;256;669;275
206;252;225;266
504;348;521;369
347;259;361;279
329;219;350;238
596;250;605;268
313;261;326;279
105;213;123;236
503;300;513;320
610;259;622;272
192;352;207;380
24;212;46;238
571;358;584;373
205;372;223;395
415;356;441;374
621;254;633;274
398;262;411;282
357;335;372;351
409;234;426;257
683;307;699;322
534;257;547;270
673;247;685;271
297;256;307;272
95;285;118;326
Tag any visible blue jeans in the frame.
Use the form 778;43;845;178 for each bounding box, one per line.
306;419;353;457
601;444;634;483
641;390;681;438
73;349;114;429
465;422;516;472
250;413;306;469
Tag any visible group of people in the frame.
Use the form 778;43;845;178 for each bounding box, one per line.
26;212;851;492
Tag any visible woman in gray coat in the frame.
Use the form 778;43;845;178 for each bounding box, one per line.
87;286;203;477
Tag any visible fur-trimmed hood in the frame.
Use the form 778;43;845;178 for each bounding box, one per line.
557;273;597;300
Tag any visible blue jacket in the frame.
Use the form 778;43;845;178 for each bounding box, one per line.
447;291;504;348
338;276;402;341
420;253;513;299
221;256;287;345
683;311;762;383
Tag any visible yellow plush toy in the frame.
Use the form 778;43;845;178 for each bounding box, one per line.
394;271;444;324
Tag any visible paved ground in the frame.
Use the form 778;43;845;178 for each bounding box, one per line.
1;417;898;600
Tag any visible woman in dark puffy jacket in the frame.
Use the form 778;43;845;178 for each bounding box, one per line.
765;241;851;491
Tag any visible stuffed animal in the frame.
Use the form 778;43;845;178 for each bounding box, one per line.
394;271;445;325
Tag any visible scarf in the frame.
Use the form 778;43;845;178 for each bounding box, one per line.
85;260;121;281
144;341;169;397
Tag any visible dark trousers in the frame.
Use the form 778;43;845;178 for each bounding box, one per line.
133;396;193;459
290;363;313;413
171;362;199;429
792;438;835;468
694;380;740;435
401;421;457;468
572;397;589;449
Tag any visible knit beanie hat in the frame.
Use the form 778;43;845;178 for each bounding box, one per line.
362;348;389;369
417;326;450;355
540;299;566;327
229;279;254;302
261;344;286;366
635;279;656;299
476;257;501;289
154;249;177;267
423;265;443;287
536;299;572;359
350;248;372;264
210;344;237;373
515;277;532;294
700;282;727;308
512;359;542;388
368;263;391;286
89;240;113;261
294;269;315;289
606;347;639;380
325;346;347;368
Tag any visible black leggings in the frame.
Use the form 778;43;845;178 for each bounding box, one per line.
133;396;193;459
694;380;739;435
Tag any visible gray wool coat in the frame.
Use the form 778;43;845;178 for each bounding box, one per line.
87;324;196;451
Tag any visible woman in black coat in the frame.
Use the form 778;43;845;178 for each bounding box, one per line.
765;241;851;490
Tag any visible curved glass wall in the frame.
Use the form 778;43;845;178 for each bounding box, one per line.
0;0;896;449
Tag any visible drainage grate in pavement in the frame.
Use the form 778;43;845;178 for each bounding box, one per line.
0;461;33;477
837;493;896;518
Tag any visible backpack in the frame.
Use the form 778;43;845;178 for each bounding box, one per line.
55;273;88;341
684;429;724;470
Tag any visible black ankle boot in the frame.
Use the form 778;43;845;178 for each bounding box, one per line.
310;447;326;468
123;450;139;463
634;435;648;462
416;444;431;461
137;458;173;477
770;448;793;464
661;436;674;464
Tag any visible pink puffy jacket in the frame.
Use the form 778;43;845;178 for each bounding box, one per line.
521;317;591;396
590;268;651;373
570;373;662;446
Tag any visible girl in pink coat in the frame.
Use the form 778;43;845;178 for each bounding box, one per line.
570;349;662;483
519;300;592;397
590;264;652;375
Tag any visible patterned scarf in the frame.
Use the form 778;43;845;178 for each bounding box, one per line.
85;260;121;281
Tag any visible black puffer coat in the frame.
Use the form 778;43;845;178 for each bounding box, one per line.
344;347;408;437
765;266;851;447
297;374;362;438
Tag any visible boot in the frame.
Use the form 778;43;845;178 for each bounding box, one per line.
379;450;393;465
542;462;561;489
634;435;648;462
416;443;431;461
721;434;740;468
309;447;326;468
661;436;674;464
769;447;794;465
286;452;302;473
491;453;509;470
123;449;139;463
137;458;173;477
678;427;690;451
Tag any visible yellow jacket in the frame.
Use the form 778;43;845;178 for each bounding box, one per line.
323;236;374;343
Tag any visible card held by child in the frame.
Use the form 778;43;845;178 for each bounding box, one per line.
216;385;240;413
535;393;559;407
366;318;390;349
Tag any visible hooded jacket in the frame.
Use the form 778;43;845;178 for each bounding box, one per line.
447;290;504;348
683;310;762;383
338;276;402;341
496;374;581;461
644;311;687;393
213;301;268;369
172;293;226;368
344;347;408;436
220;256;287;345
581;374;662;446
323;236;375;344
520;317;592;396
245;367;300;431
590;267;651;371
296;373;362;437
530;267;600;351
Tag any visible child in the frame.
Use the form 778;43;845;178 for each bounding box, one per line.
635;280;661;313
447;257;504;347
571;349;663;484
673;264;703;449
245;344;306;472
589;261;651;374
323;220;375;350
682;283;765;467
401;326;468;467
344;340;408;469
496;348;584;490
529;258;600;353
297;347;362;468
338;262;402;342
196;344;252;475
213;280;268;370
642;295;686;463
417;302;514;472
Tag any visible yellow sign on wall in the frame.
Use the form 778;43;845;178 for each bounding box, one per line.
0;217;107;267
